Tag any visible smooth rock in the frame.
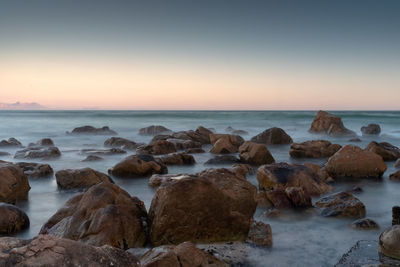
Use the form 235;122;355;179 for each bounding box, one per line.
315;191;366;218
148;173;193;188
238;141;275;165
309;110;355;136
0;203;30;234
289;140;341;158
104;137;137;150
14;146;61;159
109;154;167;178
251;127;293;145
350;218;379;230
15;162;54;178
379;225;400;261
0;163;30;204
365;141;400;161
68;125;117;135
361;124;381;136
56;168;113;189
82;155;104;162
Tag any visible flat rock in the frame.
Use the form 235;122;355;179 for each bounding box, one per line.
104;137;137;150
289;140;341;158
204;155;241;165
365;141;400;161
56;168;113;189
15;162;54;178
0;203;30;234
315;191;366;218
81;155;104;162
0;151;10;156
14;146;61;159
335;240;380;267
68;125;117;135
148;173;193;188
251;127;293;145
80;148;126;156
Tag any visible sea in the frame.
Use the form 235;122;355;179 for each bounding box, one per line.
0;110;399;266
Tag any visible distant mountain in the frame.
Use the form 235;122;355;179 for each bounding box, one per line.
0;102;46;110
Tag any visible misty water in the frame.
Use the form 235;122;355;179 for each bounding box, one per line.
0;110;399;266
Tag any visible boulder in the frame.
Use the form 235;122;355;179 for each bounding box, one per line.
209;134;244;154
309;110;355;136
315;191;366;218
231;164;255;179
30;138;54;147
257;162;332;196
264;189;293;209
289;140;341;158
140;241;227;267
0;137;22;147
251;127;293;145
325;145;387;178
246;221;273;247
104;137;137;150
109;154;167;178
350;218;379;230
0;203;30;234
361;124;381;136
136;140;177;155
0;235;140;266
68;125;117;135
184;148;205;154
56;168;114;189
15;162;54;178
40;182;148;249
171;126;213;145
80;148;126;156
238;141;275;165
303;163;333;183
365;141;400;161
148;168;257;245
284;187;312;207
139;125;171;136
390;170;400;181
204;155;241;165
379;225;400;261
158;153;195;165
14;146;61;159
165;138;202;150
148;174;193;188
82;155;104;162
0;163;30;204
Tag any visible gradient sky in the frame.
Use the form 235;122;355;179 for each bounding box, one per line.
1;0;399;110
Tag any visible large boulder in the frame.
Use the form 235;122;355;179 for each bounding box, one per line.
139;125;171;136
361;124;381;136
0;235;140;266
257;162;332;196
246;221;273;247
109;154;167;178
0;163;30;204
209;134;244;154
104;137;137;150
379;225;400;261
14;146;61;159
250;127;293;145
0;137;22;147
15;162;54;178
309;110;355;136
158;153;195;165
325;145;387;178
56;168;114;189
365;141;400;161
140;241;227;267
238;141;275;165
315;191;366;218
40;182;148;249
68;125;117;135
137;140;177;155
0;203;30;234
148;168;257;245
289;140;341;158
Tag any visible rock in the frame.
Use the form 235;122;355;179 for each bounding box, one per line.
56;168;114;189
302;163;333;183
251;127;293;145
0;137;22;147
0;163;30;204
226;126;248;135
325;145;387;178
148;174;193;188
31;138;54;147
14;146;61;159
289;140;341;158
136;140;177;155
246;221;273;247
350;218;379;230
166;138;202;150
261;208;282;219
0;151;10;156
68;125;117;135
171;126;213;145
315;191;366;218
257;162;332;196
285;187;312;207
184;147;205;154
82;155;104;162
365;141;400;161
256;190;273;208
209;134;245;154
158;153;195;165
336;240;381;267
148;168;257;245
390;170;400;181
204;155;241;165
140;241;227;267
231;164;255;179
139;125;171;136
109;154;167;178
104;137;137;150
238;141;275;165
0;203;30;234
40;182;148;249
396;159;400;168
379;225;400;261
0;235;140;266
80;148;127;156
309;110;355;136
348;137;362;142
15;162;54;178
265;189;293;209
361;124;381;136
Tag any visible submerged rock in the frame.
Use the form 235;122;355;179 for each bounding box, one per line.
0;152;10;156
309;110;355;136
172;126;213;144
15;162;54;178
238;141;275;165
336;240;380;267
158;153;195;165
104;137;137;150
246;221;273;247
30;138;55;147
365;141;400;161
68;125;117;135
109;154;167;178
226;126;249;135
80;148;126;156
81;155;104;162
289;140;341;158
350;218;379;230
361;123;381;136
251;127;293;145
0;163;30;204
56;168;113;189
0;203;30;234
184;147;205;154
0;137;22;147
14;146;61;159
315;191;366;218
139;125;171;136
204;155;241;165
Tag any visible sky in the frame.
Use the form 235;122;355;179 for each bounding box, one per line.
0;0;399;110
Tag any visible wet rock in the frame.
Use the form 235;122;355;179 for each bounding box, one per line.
158;153;195;165
209;134;245;154
148;173;193;188
246;221;273;247
56;168;113;189
379;225;400;261
0;163;30;204
204;155;241;165
140;241;227;267
0;235;140;266
289;140;341;158
231;164;255;179
302;163;334;183
238;141;275;165
184;147;205;154
15;162;54;178
14;146;61;159
0;203;30;234
104;137;137;150
40;182;148;249
285;187;312;208
68;125;117;135
80;148;126;156
336;240;380;267
265;189;293;209
30;138;54;147
390;170;400;181
139;125;171;136
257;162;333;196
136;140;177;155
109;154;167;178
350;218;379;230
251;127;293;145
0;137;22;147
325;145;387;178
315;191;366;218
81;155;104;162
361;124;381;136
365;141;400;161
0;152;10;156
166;138;202;150
309;110;355;136
148;168;257;245
171;126;213;145
348;186;363;194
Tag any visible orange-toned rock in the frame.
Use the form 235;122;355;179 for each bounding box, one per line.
315;191;366;218
238;141;275;165
309;110;355;136
0;163;30;204
137;140;177;155
290;140;341;158
109;154;167;178
209;134;245;154
158;153;195;165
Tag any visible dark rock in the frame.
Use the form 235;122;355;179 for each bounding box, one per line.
184;147;205;154
81;155;104;162
209;134;245;154
0;163;30;204
171;126;213;145
285;187;312;207
0;152;10;156
390;170;400;181
350;218;379;230
30;138;54;147
309;110;355;136
165;138;202;150
238;141;275;165
289;140;341;158
15;162;54;178
14;146;61;159
0;138;22;147
265;189;293;209
148;174;193;188
204;155;241;165
246;221;272;247
315;191;366;218
104;137;137;150
56;168;113;189
158;153;195;165
0;203;30;234
139;125;171;136
136;140;177;155
396;159;400;168
251;127;293;145
348;137;362;142
109;154;167;178
361;124;381;136
365;141;400;161
69;125;117;135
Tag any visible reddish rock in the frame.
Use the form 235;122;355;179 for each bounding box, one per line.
365;141;400;161
251;127;293;145
265;189;293;209
289;140;341;158
0;203;30;234
285;187;312;207
238;141;275;165
0;163;30;204
309;110;355;136
56;168;113;189
109;154;167;178
315;191;366;218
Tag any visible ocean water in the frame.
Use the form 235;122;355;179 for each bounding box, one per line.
0;110;399;266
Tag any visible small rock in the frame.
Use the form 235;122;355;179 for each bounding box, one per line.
315;191;366;218
365;141;400;161
109;154;167;178
309;110;355;136
0;138;22;147
139;125;171;136
184;148;205;154
81;155;104;162
390;170;400;181
56;168;113;189
80;148;126;156
15;162;54;178
204;155;241;165
238;141;275;165
14;146;61;159
68;125;117;135
348;138;362;142
350;218;379;230
104;137;137;150
246;221;273;247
